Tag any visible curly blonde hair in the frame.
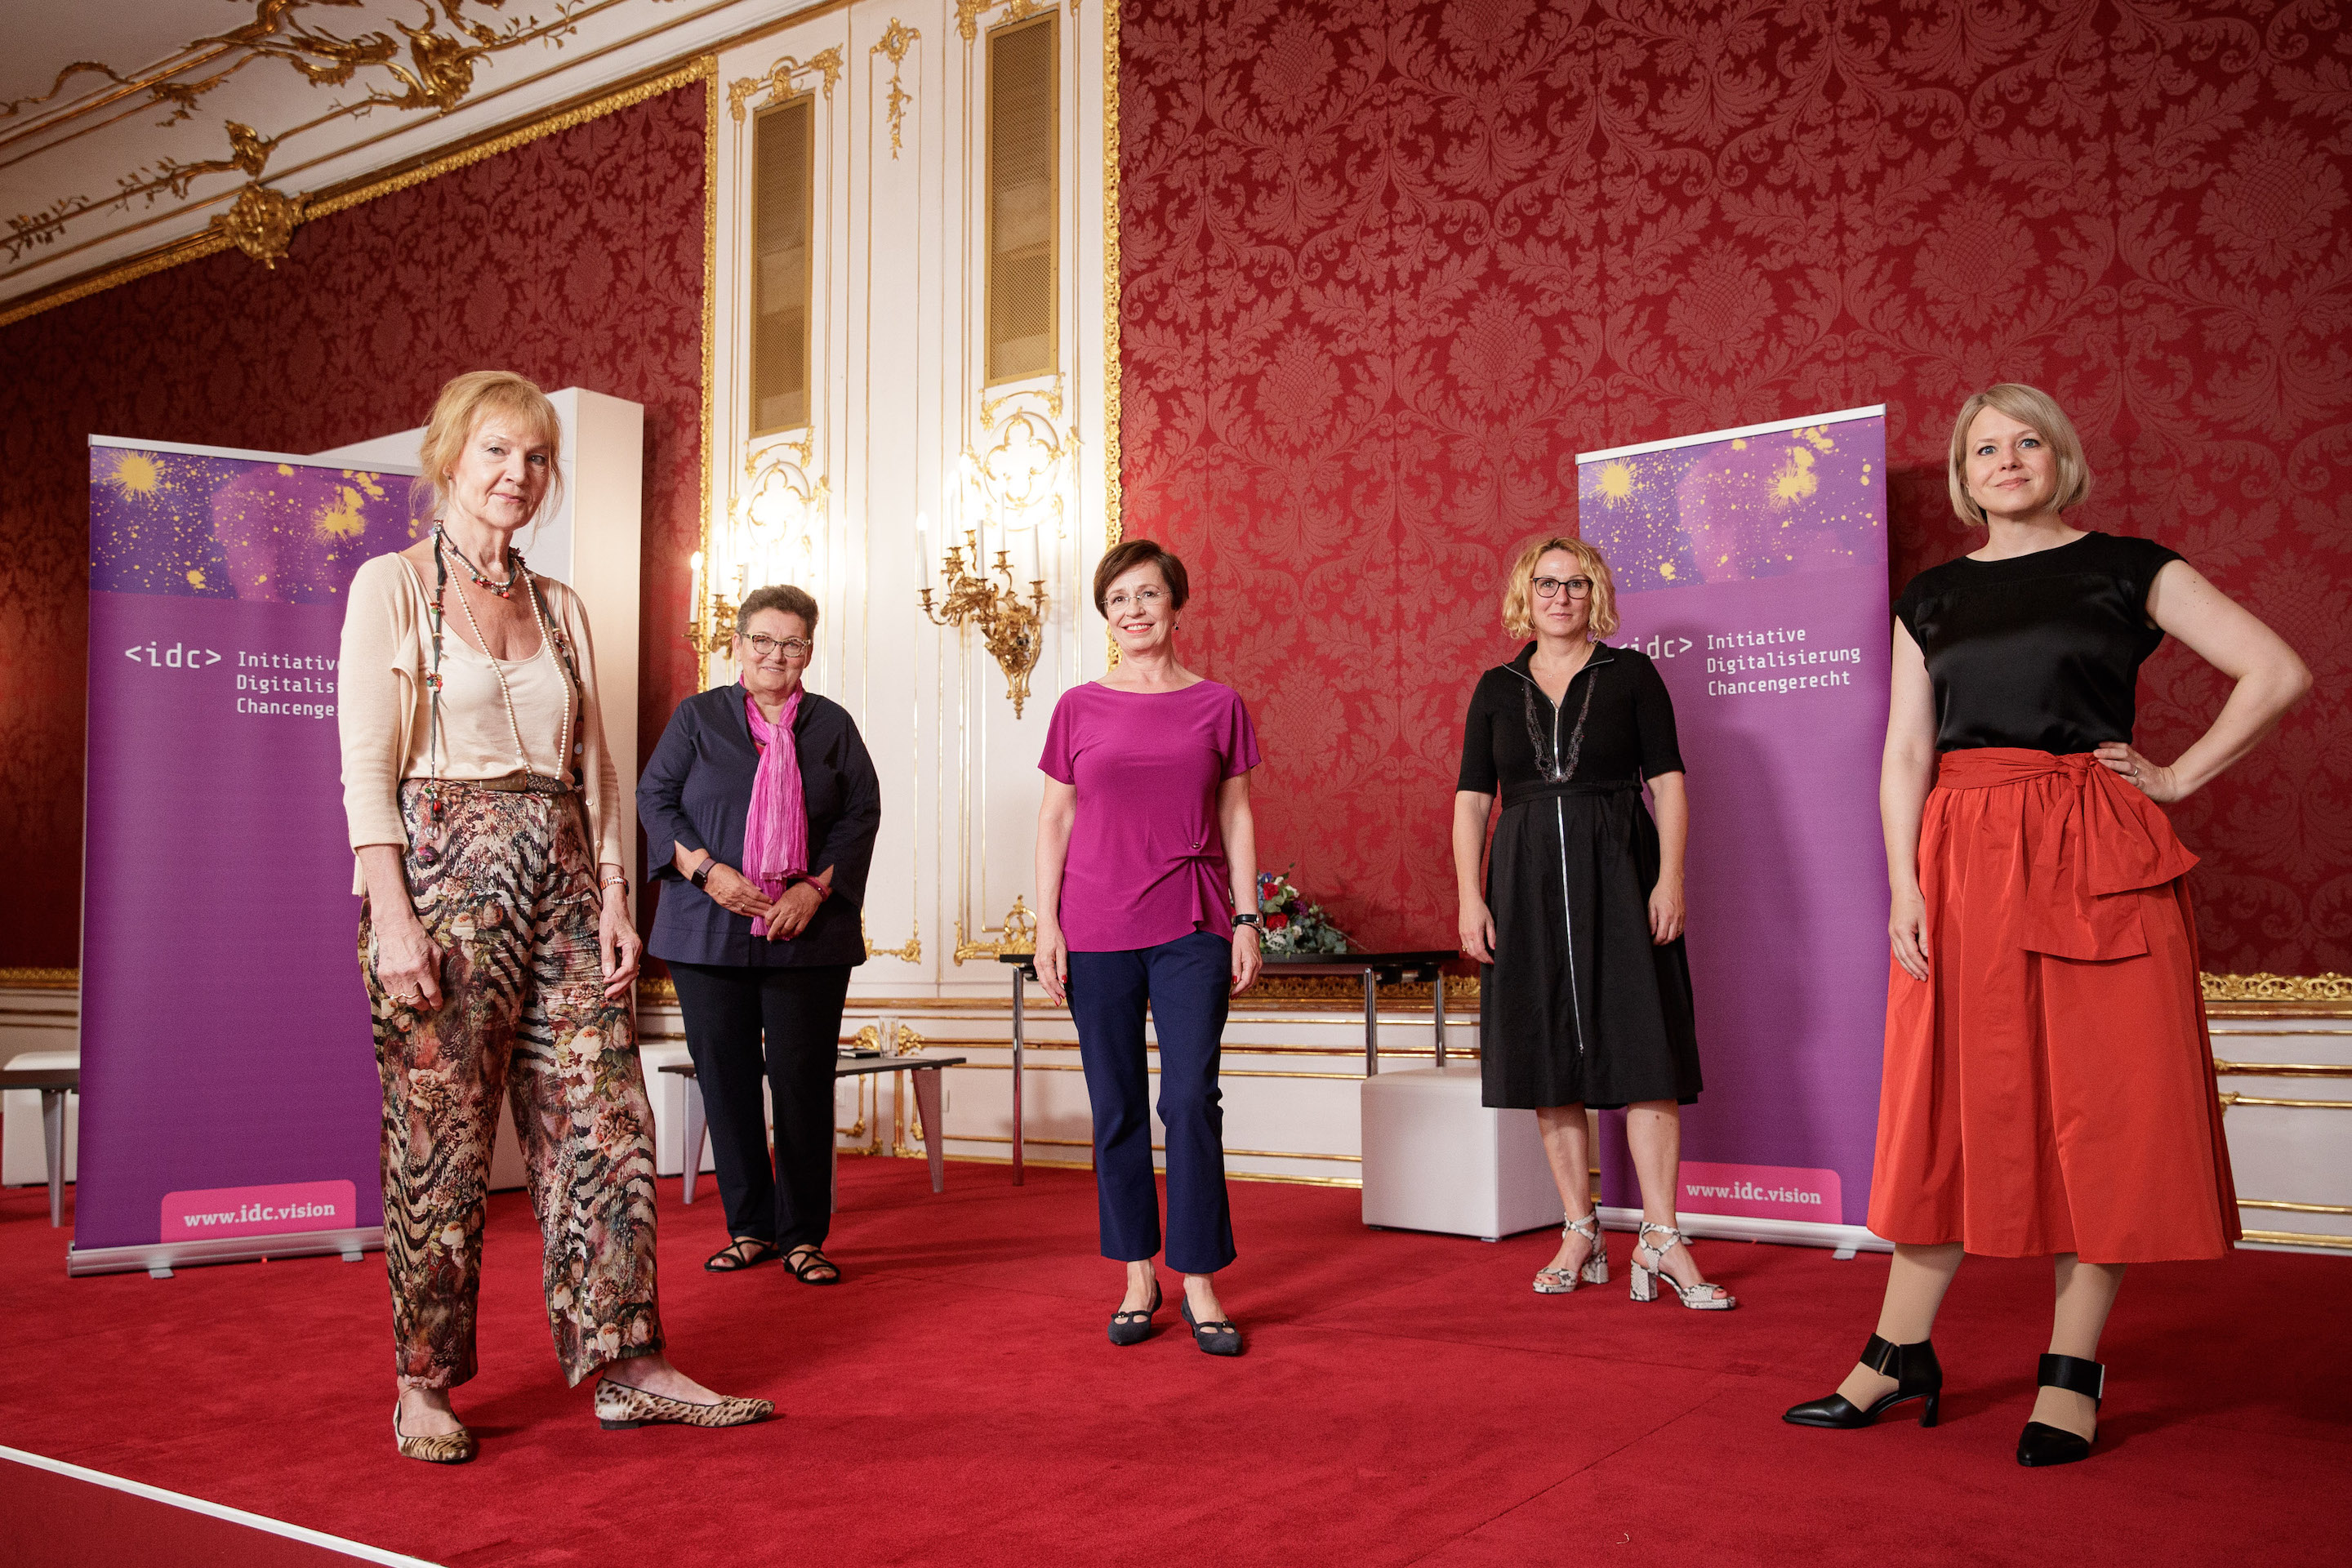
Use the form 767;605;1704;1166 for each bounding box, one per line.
1500;536;1619;640
413;370;564;523
1947;383;2091;527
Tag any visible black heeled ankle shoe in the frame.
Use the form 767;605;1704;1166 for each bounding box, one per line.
1783;1334;1941;1428
2016;1353;2103;1467
1107;1279;1161;1347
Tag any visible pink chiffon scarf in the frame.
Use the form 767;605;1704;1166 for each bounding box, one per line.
742;684;808;938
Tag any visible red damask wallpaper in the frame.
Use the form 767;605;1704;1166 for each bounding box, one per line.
0;86;706;969
1119;0;2352;974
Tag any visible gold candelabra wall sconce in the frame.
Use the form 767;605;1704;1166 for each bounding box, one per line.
919;531;1048;717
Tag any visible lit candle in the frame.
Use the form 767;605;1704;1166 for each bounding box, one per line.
1020;523;1041;585
689;549;705;622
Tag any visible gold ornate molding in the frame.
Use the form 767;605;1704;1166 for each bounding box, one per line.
212;182;305;266
5;0;605;265
2203;972;2351;1003
862;911;922;963
0;52;717;332
0;969;79;991
871;20;919;159
727;47;844;121
953;897;1036;964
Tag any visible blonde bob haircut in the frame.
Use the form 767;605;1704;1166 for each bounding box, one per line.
414;370;564;523
1501;535;1620;641
1947;382;2091;527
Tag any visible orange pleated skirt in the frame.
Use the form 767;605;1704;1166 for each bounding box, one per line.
1868;748;2239;1263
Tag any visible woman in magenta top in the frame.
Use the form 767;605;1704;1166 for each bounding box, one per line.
1035;539;1264;1356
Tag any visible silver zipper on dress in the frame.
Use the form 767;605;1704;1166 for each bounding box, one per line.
1509;654;1610;1061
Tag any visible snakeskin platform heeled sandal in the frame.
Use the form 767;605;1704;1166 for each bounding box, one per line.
1628;1222;1737;1310
595;1379;774;1430
393;1401;476;1464
1533;1212;1610;1294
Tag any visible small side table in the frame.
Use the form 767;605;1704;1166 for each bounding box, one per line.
0;1067;79;1227
658;1054;968;1210
1258;951;1457;1074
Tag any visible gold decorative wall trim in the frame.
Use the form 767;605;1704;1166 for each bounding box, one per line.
2203;971;2352;1016
697;60;719;690
0;969;79;991
2238;1229;2352;1252
1098;0;1120;559
0;51;716;332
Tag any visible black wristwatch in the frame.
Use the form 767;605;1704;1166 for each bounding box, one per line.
1232;912;1264;932
691;860;715;890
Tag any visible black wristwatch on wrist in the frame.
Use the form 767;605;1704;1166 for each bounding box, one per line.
691;860;715;890
1232;912;1264;933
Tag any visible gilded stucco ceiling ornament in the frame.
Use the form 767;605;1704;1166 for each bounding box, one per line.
211;181;306;267
3;0;590;264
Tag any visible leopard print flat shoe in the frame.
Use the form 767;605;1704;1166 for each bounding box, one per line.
595;1379;774;1430
393;1402;476;1464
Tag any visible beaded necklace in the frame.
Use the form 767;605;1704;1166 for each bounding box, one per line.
420;526;584;822
439;529;520;598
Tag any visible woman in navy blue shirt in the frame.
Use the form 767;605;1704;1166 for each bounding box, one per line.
639;585;880;1283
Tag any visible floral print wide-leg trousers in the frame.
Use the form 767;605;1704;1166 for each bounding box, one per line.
359;780;664;1390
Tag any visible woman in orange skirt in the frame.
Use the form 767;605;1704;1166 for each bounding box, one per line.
1784;384;2310;1466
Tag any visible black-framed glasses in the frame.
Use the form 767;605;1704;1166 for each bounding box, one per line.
742;633;811;660
1534;575;1593;600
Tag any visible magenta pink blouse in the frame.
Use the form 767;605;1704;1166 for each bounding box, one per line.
1039;679;1262;952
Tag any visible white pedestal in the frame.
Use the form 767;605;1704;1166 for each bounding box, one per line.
1360;1062;1564;1241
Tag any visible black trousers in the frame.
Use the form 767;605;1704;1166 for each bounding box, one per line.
667;961;852;1250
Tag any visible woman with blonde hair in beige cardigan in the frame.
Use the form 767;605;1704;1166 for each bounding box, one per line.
340;370;768;1463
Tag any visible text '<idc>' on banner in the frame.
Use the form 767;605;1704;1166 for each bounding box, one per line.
122;642;340;719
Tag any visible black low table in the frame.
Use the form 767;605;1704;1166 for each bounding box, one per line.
0;1067;78;1227
658;1053;967;1210
1257;952;1456;1073
996;946;1457;1178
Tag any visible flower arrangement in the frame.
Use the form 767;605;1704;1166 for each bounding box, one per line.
1255;867;1354;957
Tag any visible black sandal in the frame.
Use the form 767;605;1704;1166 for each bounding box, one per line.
1180;1298;1244;1357
784;1245;842;1285
705;1238;779;1272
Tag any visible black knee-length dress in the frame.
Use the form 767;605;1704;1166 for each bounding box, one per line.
1459;642;1702;1110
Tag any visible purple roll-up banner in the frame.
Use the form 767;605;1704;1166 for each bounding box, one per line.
74;439;419;1276
1575;407;1892;1251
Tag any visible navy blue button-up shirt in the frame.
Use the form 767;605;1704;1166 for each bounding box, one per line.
639;684;881;969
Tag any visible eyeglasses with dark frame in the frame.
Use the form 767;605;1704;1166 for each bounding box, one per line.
1533;575;1593;600
741;632;812;660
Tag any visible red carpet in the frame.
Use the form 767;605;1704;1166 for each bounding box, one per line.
2;1159;2346;1566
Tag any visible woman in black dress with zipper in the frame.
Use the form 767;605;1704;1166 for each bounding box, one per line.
1452;536;1731;1310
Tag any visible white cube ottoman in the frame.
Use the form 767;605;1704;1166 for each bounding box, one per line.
1360;1062;1564;1241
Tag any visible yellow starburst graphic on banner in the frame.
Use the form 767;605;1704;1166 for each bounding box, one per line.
105;452;163;499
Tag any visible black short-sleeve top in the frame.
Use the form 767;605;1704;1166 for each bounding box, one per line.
1458;643;1686;800
1892;531;2183;755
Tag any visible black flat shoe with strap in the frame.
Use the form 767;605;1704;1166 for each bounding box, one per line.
1179;1297;1244;1357
784;1245;842;1285
1108;1278;1161;1347
705;1238;780;1272
1783;1334;1942;1428
2017;1354;2103;1467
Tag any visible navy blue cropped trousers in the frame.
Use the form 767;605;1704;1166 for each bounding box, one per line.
1066;929;1237;1276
